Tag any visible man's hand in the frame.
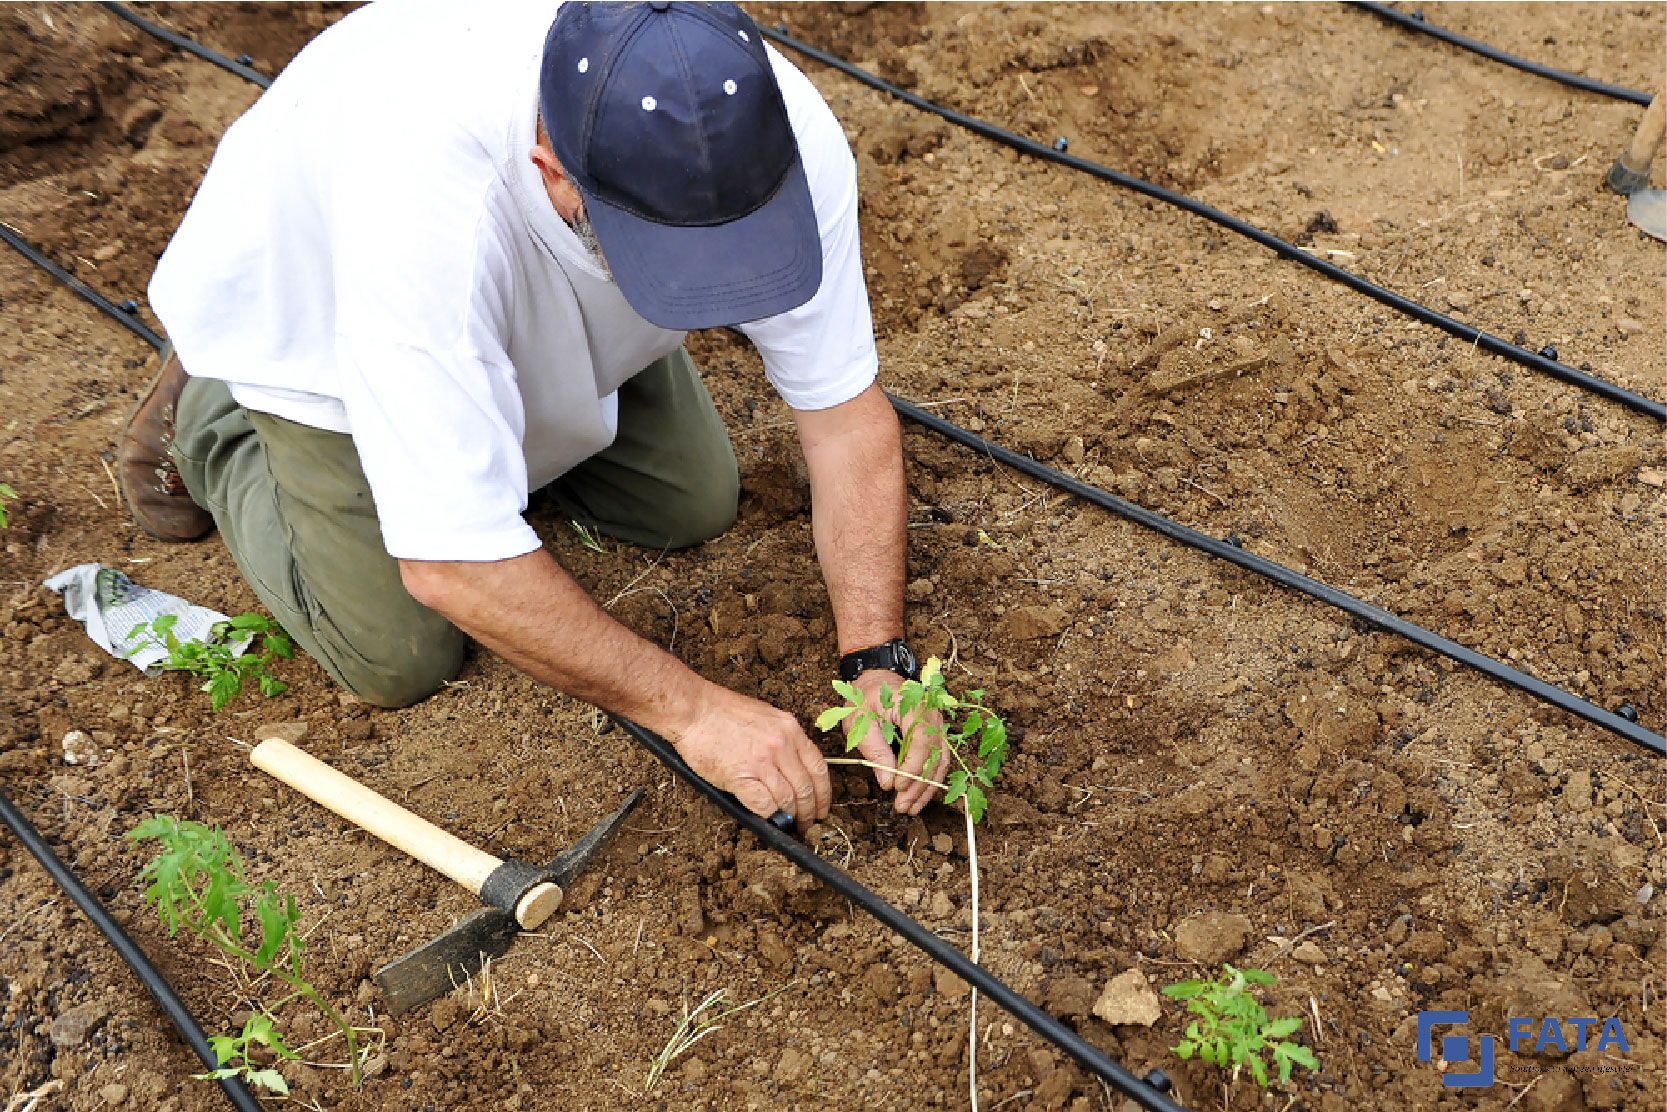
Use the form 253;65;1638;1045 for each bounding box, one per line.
674;683;831;833
844;668;945;815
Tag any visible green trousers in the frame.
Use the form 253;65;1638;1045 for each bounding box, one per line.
171;347;738;707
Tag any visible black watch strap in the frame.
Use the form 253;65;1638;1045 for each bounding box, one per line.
839;638;919;683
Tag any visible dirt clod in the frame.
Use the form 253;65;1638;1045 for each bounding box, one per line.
1173;911;1253;965
1091;969;1162;1027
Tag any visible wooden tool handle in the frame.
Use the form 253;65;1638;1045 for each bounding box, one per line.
1624;94;1665;172
251;736;559;928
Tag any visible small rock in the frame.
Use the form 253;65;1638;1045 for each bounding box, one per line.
929;891;955;919
1564;769;1593;812
906;577;935;602
98;1083;129;1106
1042;973;1099;1020
1174;911;1253;965
258;721;309;745
60;729;98;767
1200;854;1233;884
1091;969;1162;1027
934;967;970;999
1637;468;1666;488
772;1046;813;1083
682;1057;708;1082
49;1001;109;1047
1062;436;1086;464
1292;941;1327;965
932;833;954;855
360;1054;389;1080
1615;318;1645;337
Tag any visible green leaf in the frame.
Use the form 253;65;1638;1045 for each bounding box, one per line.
1264;1016;1303;1039
814;705;855;732
1162;981;1205;1000
228;614;269;630
1277;1042;1317;1075
264;630;293;659
878;682;895;711
1239;967;1276;985
965;784;987;822
245;1069;290;1096
207;1034;238;1066
207;670;241;712
127;814;178;842
258;674;287;699
831;679;863;706
1174;1041;1196;1060
153;614;178;637
846;714;871;750
943;770;968;808
193;1068;240;1082
1248;1054;1268;1088
254;892;292;968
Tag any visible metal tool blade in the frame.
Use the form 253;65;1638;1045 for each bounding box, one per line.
1628;189;1667;242
540;786;645;887
372;787;647;1014
374;906;517;1014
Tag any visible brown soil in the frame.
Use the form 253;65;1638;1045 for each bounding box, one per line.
2;4;1663;1112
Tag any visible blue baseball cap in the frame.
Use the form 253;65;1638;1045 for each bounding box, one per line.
540;1;823;330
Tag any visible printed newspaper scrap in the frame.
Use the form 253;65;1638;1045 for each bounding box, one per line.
45;562;239;672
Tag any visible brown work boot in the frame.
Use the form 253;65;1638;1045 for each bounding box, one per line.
118;350;214;541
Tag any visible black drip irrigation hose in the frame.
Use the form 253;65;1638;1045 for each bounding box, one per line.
614;716;1189;1112
1349;2;1653;107
891;394;1666;759
0;788;265;1112
759;27;1666;424
99;1;272;90
0;222;165;351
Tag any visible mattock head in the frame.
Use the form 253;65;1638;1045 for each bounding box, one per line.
373;788;646;1014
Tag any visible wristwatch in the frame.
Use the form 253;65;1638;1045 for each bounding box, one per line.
838;638;920;684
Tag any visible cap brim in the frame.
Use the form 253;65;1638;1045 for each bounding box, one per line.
582;156;823;331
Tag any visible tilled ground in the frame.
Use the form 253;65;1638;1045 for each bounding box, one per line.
1;4;1663;1111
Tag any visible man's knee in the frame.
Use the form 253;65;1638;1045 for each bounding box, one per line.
327;627;466;709
662;464;739;549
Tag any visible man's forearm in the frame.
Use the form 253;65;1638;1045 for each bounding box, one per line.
793;383;909;654
399;549;706;736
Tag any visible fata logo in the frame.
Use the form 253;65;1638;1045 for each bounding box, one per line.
1416;1010;1632;1088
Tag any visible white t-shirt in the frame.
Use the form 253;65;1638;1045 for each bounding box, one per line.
149;0;877;562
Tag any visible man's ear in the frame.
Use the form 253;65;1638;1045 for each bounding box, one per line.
528;142;584;223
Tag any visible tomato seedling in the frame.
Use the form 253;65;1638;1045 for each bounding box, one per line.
817;656;1007;1111
815;655;1008;820
128;815;368;1089
0;482;16;528
1162;964;1318;1087
126;613;292;712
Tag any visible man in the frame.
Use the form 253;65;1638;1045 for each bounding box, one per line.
119;1;940;830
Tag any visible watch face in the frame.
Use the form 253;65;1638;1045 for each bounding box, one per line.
894;641;918;678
